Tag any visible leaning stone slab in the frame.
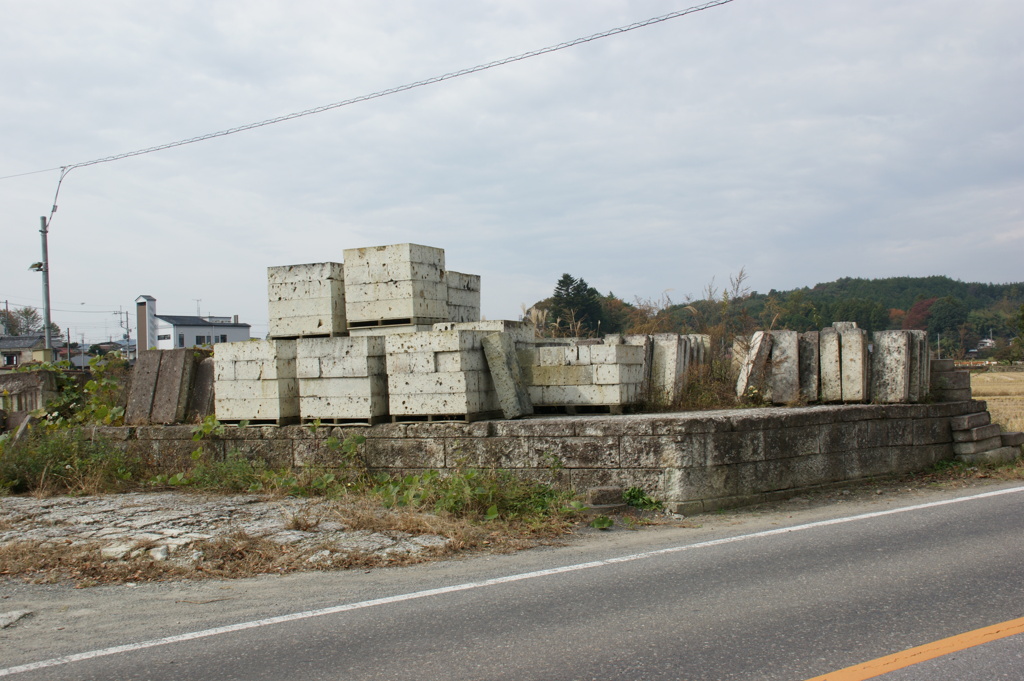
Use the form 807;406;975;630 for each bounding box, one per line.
907;330;929;402
798;331;819;403
482;332;533;419
950;412;990;430
871;330;911;404
768;331;800;404
735;331;772;399
151;348;199;424
952;436;1003;456
840;329;869;403
952;423;1002;442
125;350;162;425
819;328;842;403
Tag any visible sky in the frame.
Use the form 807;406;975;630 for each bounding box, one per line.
2;0;1022;344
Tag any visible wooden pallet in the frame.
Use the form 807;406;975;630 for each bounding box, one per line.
300;415;388;427
220;417;300;427
347;317;445;329
266;332;348;340
532;404;625;416
390;410;502;424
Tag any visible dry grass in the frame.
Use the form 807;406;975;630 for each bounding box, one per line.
971;370;1024;432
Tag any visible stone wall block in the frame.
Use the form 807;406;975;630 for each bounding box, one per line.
707;430;765;465
569;469;664;496
871;330;912;404
840;329;869;403
361;438;445;469
529;436;620;468
912;417;953;445
768;331;801;404
762;425;821;460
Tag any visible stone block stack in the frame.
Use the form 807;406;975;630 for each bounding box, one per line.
929;358;971;402
520;339;646;413
950;410;1023;465
214;339;298;424
446;271;481;323
384;329;500;420
267;263;347;339
343;244;450;335
295;336;388;424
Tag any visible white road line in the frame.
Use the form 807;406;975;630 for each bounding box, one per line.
3;484;1023;678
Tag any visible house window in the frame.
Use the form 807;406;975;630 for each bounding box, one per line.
157;334;170;341
219;335;227;343
2;354;17;367
196;335;212;345
178;334;185;348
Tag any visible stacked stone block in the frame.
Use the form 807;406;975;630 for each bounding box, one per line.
214;339;298;423
446;271;481;323
520;340;646;411
295;336;387;423
930;358;971;402
343;244;449;329
950;410;1023;465
267;263;346;338
385;329;500;419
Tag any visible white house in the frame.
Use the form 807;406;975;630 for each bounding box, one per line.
135;295;250;350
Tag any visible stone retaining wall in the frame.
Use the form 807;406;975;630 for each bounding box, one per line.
82;400;1002;514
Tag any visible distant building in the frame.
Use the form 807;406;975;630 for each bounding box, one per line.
135;295;250;350
0;335;48;368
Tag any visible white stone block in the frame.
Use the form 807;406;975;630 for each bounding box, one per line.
268;279;341;301
735;331;772;398
389;391;498;415
216;339;295;363
345;280;448;304
537;346;572;366
299;376;385;399
386;351;438;374
590;343;645;366
385;330;490;354
348;324;435;337
840;328;869;403
343;243;445;270
300;394;387;419
215;397;299;421
346;298;449;322
871;330;912;404
267;262;344;285
388;370;492;395
594;363;645;386
482;332;532;419
435;349;487;373
448;305;481;323
446;271;481;292
530;365;596;386
446;287;480;308
819;328;842;402
768;330;800;404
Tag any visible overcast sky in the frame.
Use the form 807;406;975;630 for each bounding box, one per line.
2;0;1022;343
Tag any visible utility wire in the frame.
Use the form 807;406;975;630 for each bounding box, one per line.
7;0;736;227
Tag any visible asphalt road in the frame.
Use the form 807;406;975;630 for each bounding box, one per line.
3;482;1024;680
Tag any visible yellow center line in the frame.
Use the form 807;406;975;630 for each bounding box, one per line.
804;616;1024;681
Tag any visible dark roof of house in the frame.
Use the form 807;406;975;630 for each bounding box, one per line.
155;315;251;328
0;335;46;350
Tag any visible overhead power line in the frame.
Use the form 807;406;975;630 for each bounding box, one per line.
4;0;736;202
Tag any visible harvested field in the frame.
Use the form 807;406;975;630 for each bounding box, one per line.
971;370;1024;432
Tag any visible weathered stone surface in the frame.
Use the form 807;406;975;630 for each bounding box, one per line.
798;332;820;403
930;359;955;372
819;328;842;403
871;330;911;404
150;349;198;424
1002;431;1024;447
125;351;161;425
950;412;990;430
932;371;970;391
956;446;1020;466
936;388;972;402
840;329;869;403
187;357;216;423
952;423;1002;442
769;331;800;404
735;331;772;399
908;330;929;402
482;332;533;419
952;436;1003;456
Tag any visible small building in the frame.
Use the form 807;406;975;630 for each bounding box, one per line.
0;335;49;368
136;295;250;350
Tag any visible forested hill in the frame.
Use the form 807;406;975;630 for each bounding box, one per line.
771;276;1023;313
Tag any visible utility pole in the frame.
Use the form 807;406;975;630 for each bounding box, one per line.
39;216;53;356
